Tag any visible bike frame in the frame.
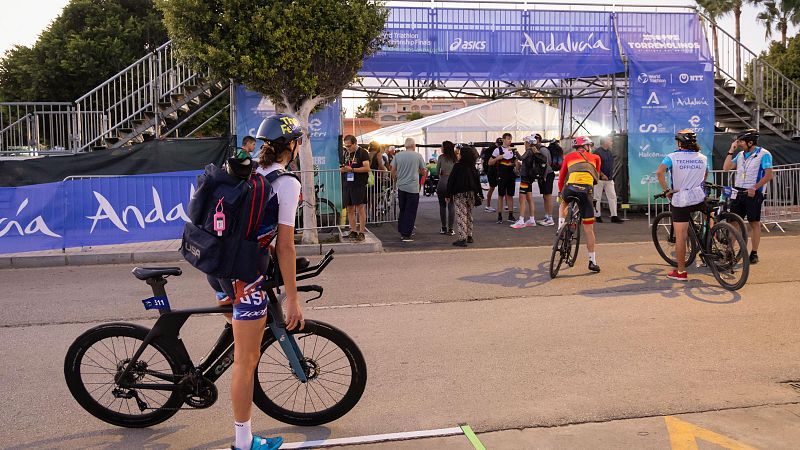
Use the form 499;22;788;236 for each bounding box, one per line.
115;250;335;391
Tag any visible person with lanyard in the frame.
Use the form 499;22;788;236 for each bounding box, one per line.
655;130;709;281
340;135;371;241
557;136;602;273
722;129;773;264
488;132;517;224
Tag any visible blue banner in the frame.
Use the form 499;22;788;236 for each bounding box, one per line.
626;60;716;204
0;171;199;254
235;86;342;171
361;8;624;80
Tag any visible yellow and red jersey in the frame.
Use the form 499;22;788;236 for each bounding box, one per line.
558;150;601;192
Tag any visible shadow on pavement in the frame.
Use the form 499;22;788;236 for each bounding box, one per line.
578;263;741;304
459;261;598;289
6;425;185;450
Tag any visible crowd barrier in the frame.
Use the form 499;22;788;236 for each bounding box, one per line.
646;164;800;231
290;169;397;230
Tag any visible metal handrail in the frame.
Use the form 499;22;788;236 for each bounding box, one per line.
0;113;32;134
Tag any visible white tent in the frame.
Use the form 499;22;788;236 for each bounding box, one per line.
357;99;608;160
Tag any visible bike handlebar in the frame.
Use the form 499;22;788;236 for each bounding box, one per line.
260;249;335;291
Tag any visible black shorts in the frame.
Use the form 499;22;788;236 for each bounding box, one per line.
519;178;533;195
342;183;367;207
497;169;516;197
730;190;764;222
538;172;555;196
487;166;498;187
670;202;708;223
561;184;595;224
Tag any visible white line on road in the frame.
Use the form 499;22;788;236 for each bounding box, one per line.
277;426;465;449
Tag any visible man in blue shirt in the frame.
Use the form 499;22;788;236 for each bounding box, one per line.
722;129;774;264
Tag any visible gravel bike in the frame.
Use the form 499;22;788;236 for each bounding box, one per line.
651;183;747;268
651;191;749;290
549;194;581;278
64;249;367;428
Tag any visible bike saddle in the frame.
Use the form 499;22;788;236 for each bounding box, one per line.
132;267;183;280
296;257;310;271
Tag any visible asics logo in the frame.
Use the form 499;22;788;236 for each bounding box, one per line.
450;37;487;51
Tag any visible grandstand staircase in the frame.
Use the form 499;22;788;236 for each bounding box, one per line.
713;76;798;139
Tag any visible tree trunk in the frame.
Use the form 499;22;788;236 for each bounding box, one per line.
712;24;721;78
283;99;324;245
735;7;742;83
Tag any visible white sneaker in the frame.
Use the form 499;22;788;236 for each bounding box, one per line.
537;216;555;226
525;218;537;227
484;206;496;212
510;219;526;229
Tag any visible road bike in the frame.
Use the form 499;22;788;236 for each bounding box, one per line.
651;190;749;291
651;183;748;268
549;195;581;278
64;249;367;428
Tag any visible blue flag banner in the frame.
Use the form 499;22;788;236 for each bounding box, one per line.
620;13;715;204
361;7;624;80
0;171;199;254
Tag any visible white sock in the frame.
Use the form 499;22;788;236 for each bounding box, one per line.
235;420;253;450
558;218;565;228
589;252;597;264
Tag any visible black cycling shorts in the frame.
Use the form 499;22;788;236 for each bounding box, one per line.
538;172;555;196
519;178;533;195
730;190;764;222
486;166;498;187
671;202;707;223
561;184;595;224
497;169;516;197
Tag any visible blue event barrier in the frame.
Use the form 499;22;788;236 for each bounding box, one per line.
0;171;199;254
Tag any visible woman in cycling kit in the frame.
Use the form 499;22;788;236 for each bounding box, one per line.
209;113;305;450
558;136;602;272
655;129;708;282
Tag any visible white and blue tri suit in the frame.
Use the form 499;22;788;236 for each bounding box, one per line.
730;146;773;222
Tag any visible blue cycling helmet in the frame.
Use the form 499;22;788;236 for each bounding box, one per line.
256;113;303;144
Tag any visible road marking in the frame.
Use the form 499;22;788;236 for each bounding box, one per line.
278;426;464;449
665;416;759;450
460;424;487;450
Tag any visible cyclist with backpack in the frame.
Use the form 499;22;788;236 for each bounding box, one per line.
655;130;709;281
217;114;305;450
558;136;602;272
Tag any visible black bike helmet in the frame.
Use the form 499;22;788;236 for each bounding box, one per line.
735;128;759;144
226;156;254;179
674;129;698;146
256;113;303;144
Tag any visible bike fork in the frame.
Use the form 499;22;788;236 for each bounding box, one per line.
266;295;309;383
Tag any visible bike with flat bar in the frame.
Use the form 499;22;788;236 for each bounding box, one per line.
63;249;367;428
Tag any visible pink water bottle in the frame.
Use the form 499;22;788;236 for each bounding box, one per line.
213;198;225;236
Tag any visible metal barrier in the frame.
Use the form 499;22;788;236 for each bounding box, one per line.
646;165;800;231
0;103;76;155
290;169;397;231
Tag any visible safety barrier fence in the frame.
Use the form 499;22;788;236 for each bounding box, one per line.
290;169;397;230
646;164;800;231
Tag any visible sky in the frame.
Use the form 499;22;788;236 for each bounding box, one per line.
1;0;796;116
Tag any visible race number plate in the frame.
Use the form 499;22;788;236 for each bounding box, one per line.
142;296;170;310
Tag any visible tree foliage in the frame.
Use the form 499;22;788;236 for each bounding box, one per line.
157;0;388;243
356;94;382;118
405;111;423;121
756;0;800;47
0;0;167;102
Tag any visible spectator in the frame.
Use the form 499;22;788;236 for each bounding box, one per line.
489;132;517;224
511;136;538;228
426;157;438;177
235;135;257;159
385;145;397;167
480;140;499;212
390;138;426;242
340;135;371;241
368;141;387;172
447;144;482;247
436;141;457;235
534;134;556;226
593;136;622;223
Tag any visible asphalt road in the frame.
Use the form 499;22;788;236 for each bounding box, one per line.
1;236;799;449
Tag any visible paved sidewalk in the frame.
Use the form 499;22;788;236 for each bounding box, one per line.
0;230;382;269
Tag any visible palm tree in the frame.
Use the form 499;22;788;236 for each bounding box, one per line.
757;0;800;47
697;0;727;77
704;0;764;82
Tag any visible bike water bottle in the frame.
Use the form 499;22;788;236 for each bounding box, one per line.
213;198;226;236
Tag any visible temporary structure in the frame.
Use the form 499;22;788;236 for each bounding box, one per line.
357;98;608;159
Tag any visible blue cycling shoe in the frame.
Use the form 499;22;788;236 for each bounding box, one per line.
232;435;283;450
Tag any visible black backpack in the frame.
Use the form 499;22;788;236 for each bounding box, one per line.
548;141;564;172
180;164;271;282
524;150;549;181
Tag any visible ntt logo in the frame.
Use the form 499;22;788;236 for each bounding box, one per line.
450;37;487;51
